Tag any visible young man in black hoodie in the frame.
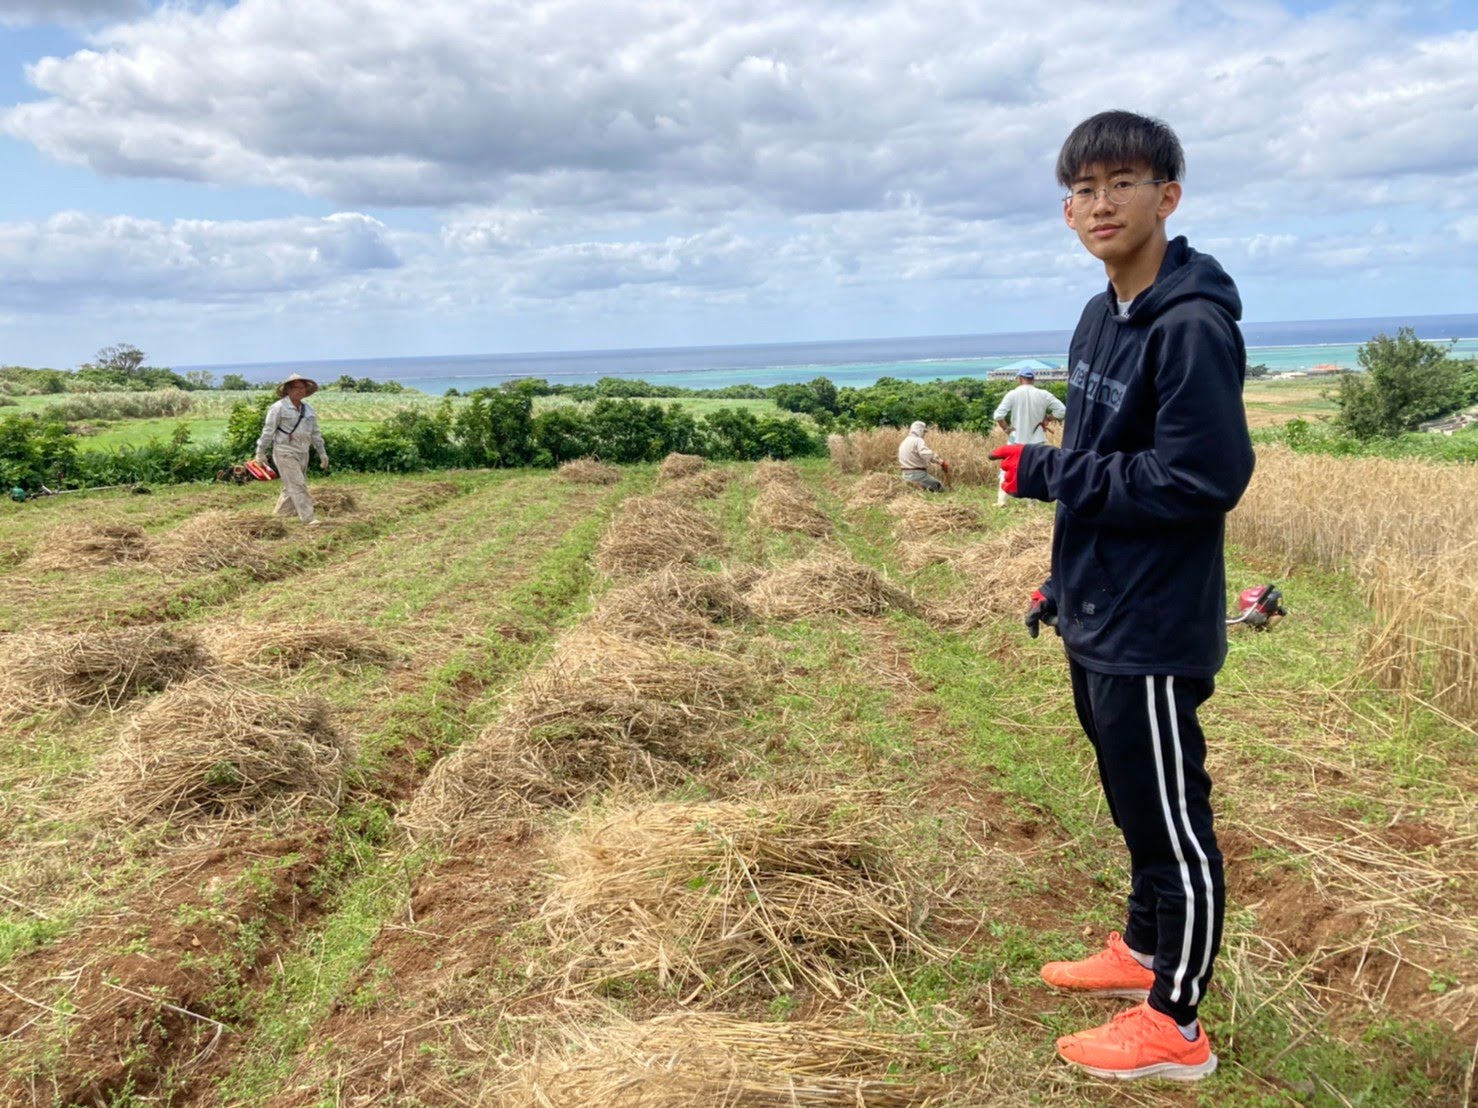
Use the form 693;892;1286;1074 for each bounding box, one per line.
990;111;1255;1081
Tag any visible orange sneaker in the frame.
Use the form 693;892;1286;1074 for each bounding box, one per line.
1040;932;1154;999
1056;1002;1217;1081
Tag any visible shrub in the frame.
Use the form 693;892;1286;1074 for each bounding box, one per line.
52;389;195;421
1334;329;1462;438
0;414;78;490
455;389;533;467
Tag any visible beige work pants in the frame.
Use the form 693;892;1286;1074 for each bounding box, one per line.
271;444;317;522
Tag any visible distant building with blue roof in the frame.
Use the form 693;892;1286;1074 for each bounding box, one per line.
987;357;1066;381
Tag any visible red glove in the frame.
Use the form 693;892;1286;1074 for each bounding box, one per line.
989;444;1023;495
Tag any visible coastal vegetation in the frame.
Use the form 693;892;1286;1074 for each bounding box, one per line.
3;333;1474;496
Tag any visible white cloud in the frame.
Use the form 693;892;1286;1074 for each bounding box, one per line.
0;0;1475;364
0;211;400;306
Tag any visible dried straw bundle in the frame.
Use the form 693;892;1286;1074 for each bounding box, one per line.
753;460;804;487
558;458;623;485
753;482;833;538
888;498;984;538
540;795;931;994
550;627;762;715
587;565;751;646
0;626;209;719
491;1013;945;1107
311;487;359;515
932;526;1051;628
405;479;464;510
403;668;727;834
659;452;707;480
846;472;906;510
161;510;288;575
595;496;723;576
84;677;351;823
746;554;919;619
896;540;954;573
25;523;151;571
658;469;731;499
201;619;397;675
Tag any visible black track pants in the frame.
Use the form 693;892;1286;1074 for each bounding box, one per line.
1069;658;1225;1025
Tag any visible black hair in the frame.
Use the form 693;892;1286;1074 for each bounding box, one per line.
1055;111;1184;188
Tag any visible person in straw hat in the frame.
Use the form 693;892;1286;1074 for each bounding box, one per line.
254;373;329;524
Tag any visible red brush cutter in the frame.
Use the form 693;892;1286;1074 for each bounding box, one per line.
243;460;278;481
1227;584;1287;630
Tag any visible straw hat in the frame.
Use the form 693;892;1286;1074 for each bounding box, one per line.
275;373;319;398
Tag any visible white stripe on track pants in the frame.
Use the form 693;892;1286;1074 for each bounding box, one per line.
1068;657;1225;1025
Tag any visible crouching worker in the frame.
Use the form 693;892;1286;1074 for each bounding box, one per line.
256;373;329;525
897;421;950;492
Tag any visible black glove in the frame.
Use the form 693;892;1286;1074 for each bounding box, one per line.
1026;588;1058;639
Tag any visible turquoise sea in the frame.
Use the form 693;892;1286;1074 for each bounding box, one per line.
183;313;1478;396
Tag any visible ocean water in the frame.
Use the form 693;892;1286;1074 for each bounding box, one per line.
185;313;1478;396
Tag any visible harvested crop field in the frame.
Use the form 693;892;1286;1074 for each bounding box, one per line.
1;456;1473;1106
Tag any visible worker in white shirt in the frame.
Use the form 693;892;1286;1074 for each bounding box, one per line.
993;370;1066;506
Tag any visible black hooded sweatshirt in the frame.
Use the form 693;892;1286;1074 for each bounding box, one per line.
1015;236;1255;678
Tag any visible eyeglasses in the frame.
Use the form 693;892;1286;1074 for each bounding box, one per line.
1065;178;1166;211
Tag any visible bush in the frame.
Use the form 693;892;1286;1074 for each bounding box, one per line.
531;407;596;466
584;399;703;463
0;414;77;490
72;425;233;486
0;367;69;395
1334;329;1462;438
703;407;821;460
226;394;275;458
53;389;195;421
455;390;532;467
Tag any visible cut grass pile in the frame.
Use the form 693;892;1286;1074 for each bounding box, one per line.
595;496;724;577
753;460;804;486
888;497;984;539
658;452;707;480
404;635;763;836
584;564;752;646
845;472;906;510
657;469;731;499
930;525;1052;627
491;1013;946;1107
24;522;151;571
201;618;398;675
745;553;919;619
81;676;351;823
539;794;932;995
161;509;289;575
310;487;359;515
0;625;210;719
558;458;623;485
753;481;833;538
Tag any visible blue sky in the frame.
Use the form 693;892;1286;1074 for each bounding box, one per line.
1;0;1475;369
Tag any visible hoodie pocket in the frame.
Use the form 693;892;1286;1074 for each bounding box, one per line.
1060;529;1121;635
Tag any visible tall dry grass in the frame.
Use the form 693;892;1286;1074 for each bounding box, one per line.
828;426;1058;487
1229;445;1478;722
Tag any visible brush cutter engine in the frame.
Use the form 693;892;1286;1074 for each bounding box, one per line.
1227;584;1286;630
243;460;278;481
